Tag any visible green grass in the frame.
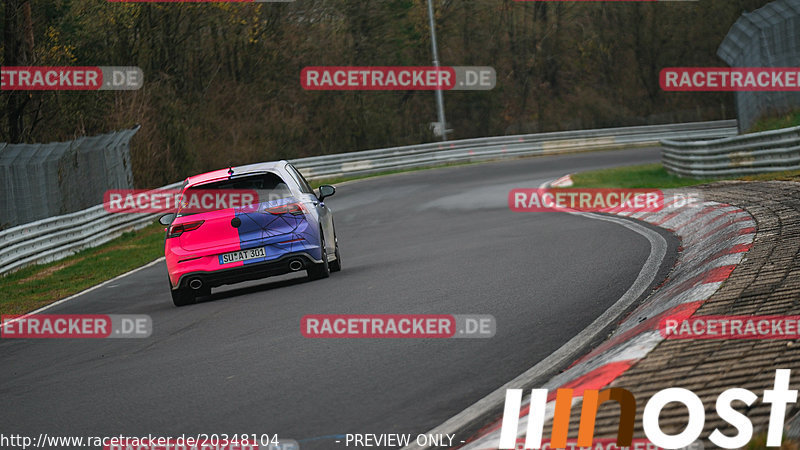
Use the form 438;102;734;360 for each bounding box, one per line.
570;164;709;188
570;163;800;189
739;169;800;182
748;109;800;133
0;223;165;316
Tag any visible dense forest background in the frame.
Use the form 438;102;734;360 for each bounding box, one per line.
1;0;774;187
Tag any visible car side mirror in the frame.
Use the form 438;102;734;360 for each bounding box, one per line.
317;185;336;201
159;213;176;226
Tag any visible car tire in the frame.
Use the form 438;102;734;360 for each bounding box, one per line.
307;233;330;280
329;235;342;273
171;287;196;307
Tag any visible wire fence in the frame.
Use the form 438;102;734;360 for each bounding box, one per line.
718;0;800;132
0;126;139;229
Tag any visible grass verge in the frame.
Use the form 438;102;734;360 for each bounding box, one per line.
570;163;800;188
748;109;800;133
570;164;707;188
0;223;165;316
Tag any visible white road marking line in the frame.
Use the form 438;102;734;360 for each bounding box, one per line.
1;257;165;329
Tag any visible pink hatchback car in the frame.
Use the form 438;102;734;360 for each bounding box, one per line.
158;161;341;306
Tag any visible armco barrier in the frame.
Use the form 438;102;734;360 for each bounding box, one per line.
0;120;736;275
0;182;182;275
661;125;800;178
294;120;736;180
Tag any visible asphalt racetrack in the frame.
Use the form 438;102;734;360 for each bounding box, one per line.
1;148;679;449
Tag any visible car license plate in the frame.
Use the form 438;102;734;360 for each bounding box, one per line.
219;247;266;264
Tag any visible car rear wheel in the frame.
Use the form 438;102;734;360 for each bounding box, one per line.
329;236;342;272
171;286;196;307
307;233;330;280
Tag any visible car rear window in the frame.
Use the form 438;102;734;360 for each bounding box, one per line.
178;172;293;216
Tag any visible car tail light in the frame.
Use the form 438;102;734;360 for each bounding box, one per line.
167;220;204;238
266;202;306;216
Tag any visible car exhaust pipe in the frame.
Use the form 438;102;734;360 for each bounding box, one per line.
289;259;304;271
188;278;203;290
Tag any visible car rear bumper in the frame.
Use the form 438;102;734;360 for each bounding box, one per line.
174;252;322;290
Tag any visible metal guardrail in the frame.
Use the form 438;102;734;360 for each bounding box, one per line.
661;125;800;178
0;120;737;275
293;120;737;179
0;182;182;275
